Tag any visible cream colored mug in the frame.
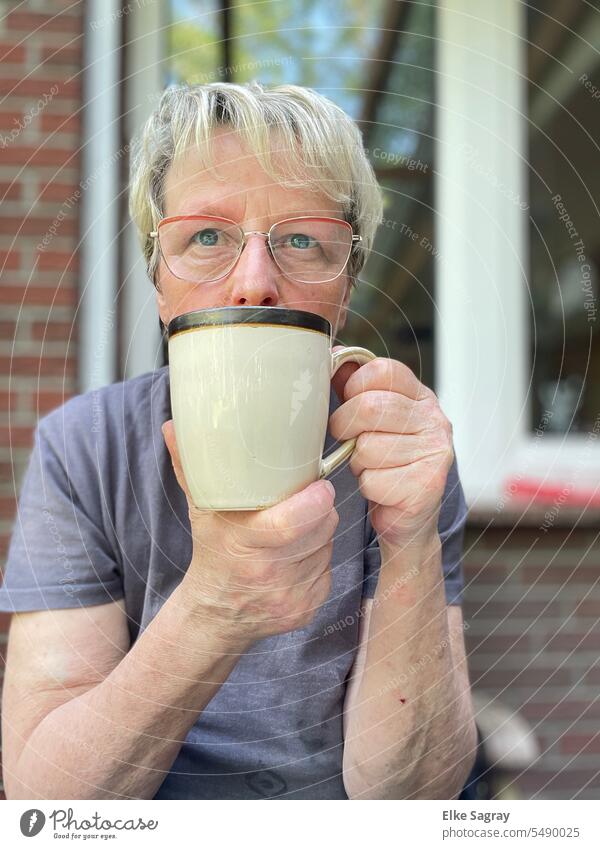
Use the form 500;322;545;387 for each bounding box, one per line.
168;306;376;510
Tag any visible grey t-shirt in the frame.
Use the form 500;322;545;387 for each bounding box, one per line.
0;365;467;799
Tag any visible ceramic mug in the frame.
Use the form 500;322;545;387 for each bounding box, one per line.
168;306;376;510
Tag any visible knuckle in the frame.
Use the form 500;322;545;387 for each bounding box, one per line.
355;430;373;459
371;357;392;383
264;509;296;546
362;391;384;421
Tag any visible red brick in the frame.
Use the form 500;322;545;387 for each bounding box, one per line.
0;499;17;520
517;770;600;798
0;145;79;168
0;77;80;99
464;599;561;619
0;428;34;449
39;112;81;133
35;390;71;414
522;562;599;585
571;599;600;617
562;734;600;755
0;250;21;270
543;630;600;653
0;181;22;200
0;392;18;411
31;321;75;341
36;251;78;272
0;286;77;307
0;110;25;128
466;525;595;550
522;699;600;721
471;664;571;690
36;180;80;202
39;43;82;66
581;666;600;686
467;632;532;655
0;216;78;237
0;356;76;377
0;43;26;63
6;12;81;33
0;322;18;340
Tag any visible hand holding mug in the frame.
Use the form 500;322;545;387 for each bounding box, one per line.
162;420;339;644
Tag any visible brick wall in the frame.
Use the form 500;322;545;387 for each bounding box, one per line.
464;518;600;799
0;1;83;799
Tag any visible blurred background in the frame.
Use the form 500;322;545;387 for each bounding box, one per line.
0;0;599;799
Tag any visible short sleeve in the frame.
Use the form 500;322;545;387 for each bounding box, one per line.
0;412;124;612
362;454;467;605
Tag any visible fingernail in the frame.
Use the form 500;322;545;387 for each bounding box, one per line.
322;480;335;498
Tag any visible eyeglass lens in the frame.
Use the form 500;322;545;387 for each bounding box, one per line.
157;217;353;284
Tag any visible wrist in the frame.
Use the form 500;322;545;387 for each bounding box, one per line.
379;522;441;559
171;575;256;655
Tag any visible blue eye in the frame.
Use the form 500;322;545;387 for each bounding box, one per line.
192;228;220;246
288;233;317;249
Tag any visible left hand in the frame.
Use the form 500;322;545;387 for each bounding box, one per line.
329;348;454;546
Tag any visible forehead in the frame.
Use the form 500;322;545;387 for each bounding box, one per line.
162;128;343;220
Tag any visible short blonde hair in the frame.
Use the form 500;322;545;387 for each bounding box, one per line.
128;81;383;289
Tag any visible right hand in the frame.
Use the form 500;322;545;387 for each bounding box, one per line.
162;420;339;646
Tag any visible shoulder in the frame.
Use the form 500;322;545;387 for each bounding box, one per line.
37;367;170;453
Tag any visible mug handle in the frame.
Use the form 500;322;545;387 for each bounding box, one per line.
319;346;377;479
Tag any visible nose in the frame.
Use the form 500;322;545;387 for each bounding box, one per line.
225;233;281;307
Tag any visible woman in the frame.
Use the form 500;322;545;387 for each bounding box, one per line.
0;82;475;799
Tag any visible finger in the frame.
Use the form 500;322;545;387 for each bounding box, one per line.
357;459;451;507
341;357;433;402
349;432;438;476
230;479;337;549
329;391;431;441
264;510;339;564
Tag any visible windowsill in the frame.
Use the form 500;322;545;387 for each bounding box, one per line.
466;501;600;529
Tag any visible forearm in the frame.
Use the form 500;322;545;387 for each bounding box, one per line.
9;581;251;800
343;533;476;799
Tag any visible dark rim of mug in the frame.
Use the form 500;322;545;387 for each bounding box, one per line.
167;306;331;339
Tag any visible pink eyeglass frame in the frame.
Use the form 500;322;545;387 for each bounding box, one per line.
149;214;362;284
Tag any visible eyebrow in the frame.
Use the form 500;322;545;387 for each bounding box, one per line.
176;202;237;217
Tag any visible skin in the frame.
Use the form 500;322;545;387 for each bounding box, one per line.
156;126;353;337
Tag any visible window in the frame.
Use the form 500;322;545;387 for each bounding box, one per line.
436;0;600;509
165;0;438;387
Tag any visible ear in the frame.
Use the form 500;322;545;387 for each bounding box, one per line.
155;271;171;328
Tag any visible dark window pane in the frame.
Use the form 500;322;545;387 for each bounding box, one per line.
528;1;600;434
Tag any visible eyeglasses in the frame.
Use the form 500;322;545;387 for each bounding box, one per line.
149;215;361;285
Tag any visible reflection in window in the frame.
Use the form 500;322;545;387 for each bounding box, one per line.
528;1;600;435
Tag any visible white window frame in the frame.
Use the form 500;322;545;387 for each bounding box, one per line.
121;0;165;380
79;0;122;392
435;0;600;510
80;0;164;389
